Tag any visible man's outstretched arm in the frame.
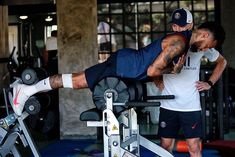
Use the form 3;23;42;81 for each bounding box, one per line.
147;34;186;77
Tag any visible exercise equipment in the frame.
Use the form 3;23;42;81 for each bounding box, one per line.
7;47;18;74
24;93;58;135
200;65;226;141
21;67;48;85
81;77;174;157
24;96;41;115
93;77;144;113
0;88;41;157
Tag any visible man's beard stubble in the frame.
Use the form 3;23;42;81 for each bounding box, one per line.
190;40;203;52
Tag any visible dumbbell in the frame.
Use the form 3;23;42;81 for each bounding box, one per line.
21;67;47;85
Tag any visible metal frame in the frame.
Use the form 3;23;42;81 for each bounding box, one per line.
85;92;173;157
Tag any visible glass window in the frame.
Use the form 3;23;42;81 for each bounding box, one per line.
138;2;150;13
194;12;207;26
125;34;137;49
194;0;206;11
152;2;164;12
97;4;109;14
165;1;178;12
125;14;136;33
207;0;215;11
152;13;165;32
110;3;123;14
179;1;192;10
97;0;217;62
138;14;151;32
208;11;215;21
124;3;137;14
111;15;123;32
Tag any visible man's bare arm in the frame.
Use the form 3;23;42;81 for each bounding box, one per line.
196;54;227;91
208;54;227;84
49;72;88;89
147;34;186;77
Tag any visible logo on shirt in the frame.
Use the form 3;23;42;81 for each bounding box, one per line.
191;123;197;129
183;56;197;71
160;121;167;128
174;13;181;19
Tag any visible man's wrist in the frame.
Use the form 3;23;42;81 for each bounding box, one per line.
206;80;213;87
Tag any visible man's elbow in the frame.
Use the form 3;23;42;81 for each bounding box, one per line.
147;66;161;77
223;58;227;68
219;57;227;69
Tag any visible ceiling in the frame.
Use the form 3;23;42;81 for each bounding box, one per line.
0;0;56;15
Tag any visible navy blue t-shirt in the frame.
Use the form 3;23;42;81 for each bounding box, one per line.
116;30;191;80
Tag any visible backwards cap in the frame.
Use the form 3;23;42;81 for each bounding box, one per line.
170;8;193;26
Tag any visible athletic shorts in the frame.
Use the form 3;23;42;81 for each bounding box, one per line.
158;107;203;139
85;53;117;91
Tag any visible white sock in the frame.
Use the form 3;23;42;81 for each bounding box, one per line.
24;77;52;96
34;77;52;92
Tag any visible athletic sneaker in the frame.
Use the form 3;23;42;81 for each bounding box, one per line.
10;81;31;116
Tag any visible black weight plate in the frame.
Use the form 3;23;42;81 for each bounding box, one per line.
93;77;129;110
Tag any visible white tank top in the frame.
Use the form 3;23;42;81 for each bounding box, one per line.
161;48;219;111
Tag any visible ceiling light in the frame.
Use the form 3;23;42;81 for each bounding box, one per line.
45;16;53;22
19;16;28;20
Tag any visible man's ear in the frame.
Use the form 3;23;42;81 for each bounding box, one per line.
202;31;209;39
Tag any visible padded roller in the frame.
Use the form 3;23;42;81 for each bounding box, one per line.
21;68;38;85
24;96;41;115
21;67;48;85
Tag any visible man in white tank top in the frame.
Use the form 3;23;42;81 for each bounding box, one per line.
158;9;227;157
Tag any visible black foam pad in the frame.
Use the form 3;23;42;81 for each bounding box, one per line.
80;108;102;121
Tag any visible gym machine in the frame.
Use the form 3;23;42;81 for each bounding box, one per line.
200;65;225;141
80;77;174;157
0;88;41;157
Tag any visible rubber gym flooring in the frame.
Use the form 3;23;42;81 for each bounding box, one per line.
36;139;221;157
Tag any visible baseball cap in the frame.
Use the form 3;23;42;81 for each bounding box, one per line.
170;8;193;26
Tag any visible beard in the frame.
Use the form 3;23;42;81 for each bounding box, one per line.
190;40;204;52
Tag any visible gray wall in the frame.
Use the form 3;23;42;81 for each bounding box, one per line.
57;0;98;138
221;0;235;69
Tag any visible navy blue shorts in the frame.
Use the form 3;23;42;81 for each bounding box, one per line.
158;108;203;139
85;53;117;91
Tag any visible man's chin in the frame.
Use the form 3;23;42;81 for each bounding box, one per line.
190;44;198;52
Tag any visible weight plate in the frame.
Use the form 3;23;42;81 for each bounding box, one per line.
93;77;129;111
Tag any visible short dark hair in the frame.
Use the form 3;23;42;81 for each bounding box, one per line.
198;21;225;48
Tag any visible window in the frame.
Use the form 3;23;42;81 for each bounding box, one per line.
97;0;216;62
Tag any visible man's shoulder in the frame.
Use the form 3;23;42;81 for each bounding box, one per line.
163;32;187;44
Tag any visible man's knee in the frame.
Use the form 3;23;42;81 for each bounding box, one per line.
161;138;175;152
187;138;201;155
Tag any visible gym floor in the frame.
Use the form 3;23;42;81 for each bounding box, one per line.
1;94;235;157
15;113;235;157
